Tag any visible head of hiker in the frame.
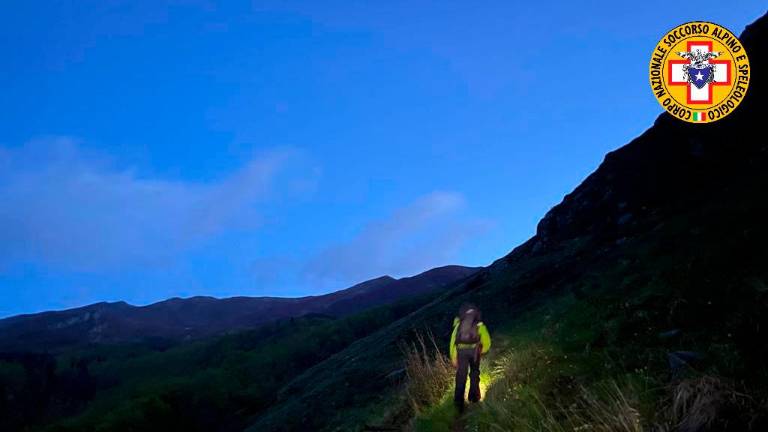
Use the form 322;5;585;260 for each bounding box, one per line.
449;302;491;412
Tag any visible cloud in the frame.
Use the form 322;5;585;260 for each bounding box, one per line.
0;137;299;272
301;191;491;289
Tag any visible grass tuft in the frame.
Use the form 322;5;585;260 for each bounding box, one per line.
664;375;753;431
467;341;646;432
561;380;643;432
401;331;454;414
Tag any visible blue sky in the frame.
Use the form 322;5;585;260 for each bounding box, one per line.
1;1;765;317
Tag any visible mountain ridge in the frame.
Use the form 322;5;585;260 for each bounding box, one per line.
0;265;479;351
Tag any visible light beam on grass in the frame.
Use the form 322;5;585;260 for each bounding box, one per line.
459;369;494;401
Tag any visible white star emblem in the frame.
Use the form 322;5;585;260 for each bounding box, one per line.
695;71;704;81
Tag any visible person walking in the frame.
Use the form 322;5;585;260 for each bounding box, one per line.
449;303;491;412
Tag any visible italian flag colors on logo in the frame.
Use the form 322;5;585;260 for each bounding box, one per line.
692;112;707;122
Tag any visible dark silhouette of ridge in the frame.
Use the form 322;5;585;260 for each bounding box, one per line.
0;265;478;351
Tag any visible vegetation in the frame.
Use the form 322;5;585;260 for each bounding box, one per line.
0;292;438;432
407;202;768;431
409;280;768;431
402;332;454;414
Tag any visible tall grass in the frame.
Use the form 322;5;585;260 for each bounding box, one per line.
480;380;643;432
469;344;644;432
662;375;754;431
470;343;561;431
401;331;454;414
473;352;764;432
404;341;765;432
560;380;642;432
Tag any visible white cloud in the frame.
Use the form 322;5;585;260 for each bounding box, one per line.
301;191;491;288
0;137;298;272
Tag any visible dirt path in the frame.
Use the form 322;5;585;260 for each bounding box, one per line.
450;403;479;432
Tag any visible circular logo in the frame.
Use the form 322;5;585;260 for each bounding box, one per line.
649;21;750;123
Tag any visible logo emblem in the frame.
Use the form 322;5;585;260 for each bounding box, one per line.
649;21;750;123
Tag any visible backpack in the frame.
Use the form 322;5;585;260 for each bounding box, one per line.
456;307;480;344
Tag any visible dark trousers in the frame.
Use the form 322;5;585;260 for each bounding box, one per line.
454;347;481;407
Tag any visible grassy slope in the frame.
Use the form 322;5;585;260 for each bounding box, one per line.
416;194;768;431
0;290;440;432
247;13;768;431
251;195;768;431
247;240;583;431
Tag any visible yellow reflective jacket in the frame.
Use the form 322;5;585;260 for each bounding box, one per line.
449;317;491;364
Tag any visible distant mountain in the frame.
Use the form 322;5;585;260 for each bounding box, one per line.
321;265;479;316
0;265;478;352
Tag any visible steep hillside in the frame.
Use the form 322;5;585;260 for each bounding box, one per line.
0;280;476;432
245;12;768;431
0;265;477;352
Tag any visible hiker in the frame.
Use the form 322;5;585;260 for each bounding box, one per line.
450;303;491;411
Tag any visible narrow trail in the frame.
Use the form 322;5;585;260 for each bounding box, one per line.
450;403;480;432
450;416;465;432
